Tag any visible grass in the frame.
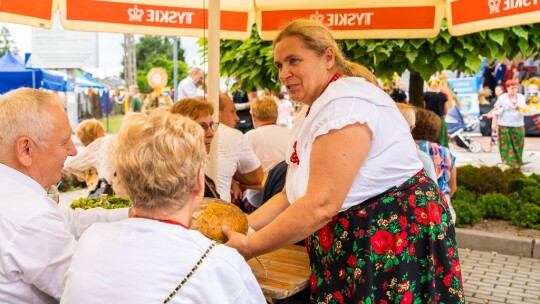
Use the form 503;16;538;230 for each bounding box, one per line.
98;115;125;134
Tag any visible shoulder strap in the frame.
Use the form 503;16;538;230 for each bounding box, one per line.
162;242;217;304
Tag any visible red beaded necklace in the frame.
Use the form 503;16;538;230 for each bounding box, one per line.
290;73;341;165
133;215;189;229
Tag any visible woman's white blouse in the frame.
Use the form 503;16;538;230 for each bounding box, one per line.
286;77;422;212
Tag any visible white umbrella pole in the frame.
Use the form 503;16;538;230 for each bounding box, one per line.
207;0;220;182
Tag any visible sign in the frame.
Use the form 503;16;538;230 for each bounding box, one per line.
447;77;482;117
257;2;444;40
147;67;168;88
30;27;98;68
0;0;55;28
448;0;540;35
59;0;253;40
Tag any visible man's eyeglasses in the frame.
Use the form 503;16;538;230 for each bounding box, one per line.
199;122;219;132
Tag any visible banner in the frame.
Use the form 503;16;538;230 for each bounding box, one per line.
447;76;482;117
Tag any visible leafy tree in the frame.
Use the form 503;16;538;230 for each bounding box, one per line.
218;23;540;105
122;36;188;93
0;26;19;56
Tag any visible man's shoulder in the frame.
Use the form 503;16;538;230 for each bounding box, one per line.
219;124;243;137
0;183;58;223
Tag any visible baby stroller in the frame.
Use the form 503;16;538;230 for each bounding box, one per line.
446;106;482;153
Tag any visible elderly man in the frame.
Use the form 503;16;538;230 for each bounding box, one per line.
243;96;291;209
217;93;263;203
177;67;204;99
0;88;129;304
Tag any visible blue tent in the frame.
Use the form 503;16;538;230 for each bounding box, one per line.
0;53;66;94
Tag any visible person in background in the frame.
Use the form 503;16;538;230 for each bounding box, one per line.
412;107;457;224
493;79;527;167
218;93;264;203
75;119;105;147
478;87;493;105
224;19;463;303
74;119;106;194
482;85;504;152
389;75;408;103
232;80;258;133
395;103;437;182
0;88;129;304
142;90;173;113
128;85;142;113
243;96;291;210
482;60;497;93
63;133;119;196
61;110;265;304
424;77;450;147
494;59;507;87
177;67;205;99
170;97;220;198
275;90;295;127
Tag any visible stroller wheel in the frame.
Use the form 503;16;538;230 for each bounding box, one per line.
469;141;482;153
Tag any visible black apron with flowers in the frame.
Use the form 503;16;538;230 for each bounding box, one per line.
306;170;465;303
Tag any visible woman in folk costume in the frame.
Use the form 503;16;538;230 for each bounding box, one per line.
224;19;464;303
493;79;527;167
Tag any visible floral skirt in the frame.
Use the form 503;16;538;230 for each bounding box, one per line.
497;125;525;167
306;170;464;303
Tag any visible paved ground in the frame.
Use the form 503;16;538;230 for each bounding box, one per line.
61;135;540;304
460;248;540;304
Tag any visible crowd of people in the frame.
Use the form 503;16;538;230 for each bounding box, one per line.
22;18;540;304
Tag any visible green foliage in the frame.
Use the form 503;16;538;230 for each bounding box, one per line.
217;26;278;93
529;173;540;184
135;36;178;70
453;186;476;204
457;165;511;196
0;26;18;56
511;203;540;230
516;186;540;206
70;196;131;210
453;165;540;230
217;23;540;98
452;199;481;228
123;36;188;92
136;54;188;93
509;176;539;192
477;193;513;220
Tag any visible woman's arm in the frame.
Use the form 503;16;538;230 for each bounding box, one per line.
247;191;290;230
224;123;371;259
449;166;457;197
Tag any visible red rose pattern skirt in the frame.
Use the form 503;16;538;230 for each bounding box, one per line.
497;125;525;168
306;170;464;303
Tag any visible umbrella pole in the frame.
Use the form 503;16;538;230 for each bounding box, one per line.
206;0;220;182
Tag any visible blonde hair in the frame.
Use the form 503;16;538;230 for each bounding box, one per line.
170;97;214;120
113;110;208;212
0;88;64;156
251;96;278;122
396;103;416;128
428;77;441;90
75;119;105;146
274;19;379;87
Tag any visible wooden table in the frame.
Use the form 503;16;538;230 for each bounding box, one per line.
248;245;310;303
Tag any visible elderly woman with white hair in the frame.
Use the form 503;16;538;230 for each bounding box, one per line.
61;110;265;304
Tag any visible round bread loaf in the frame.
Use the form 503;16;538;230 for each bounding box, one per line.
190;198;248;242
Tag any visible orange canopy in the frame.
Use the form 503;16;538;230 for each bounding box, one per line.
2;0;539;40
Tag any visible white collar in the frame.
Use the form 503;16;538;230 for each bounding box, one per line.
0;163;47;195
